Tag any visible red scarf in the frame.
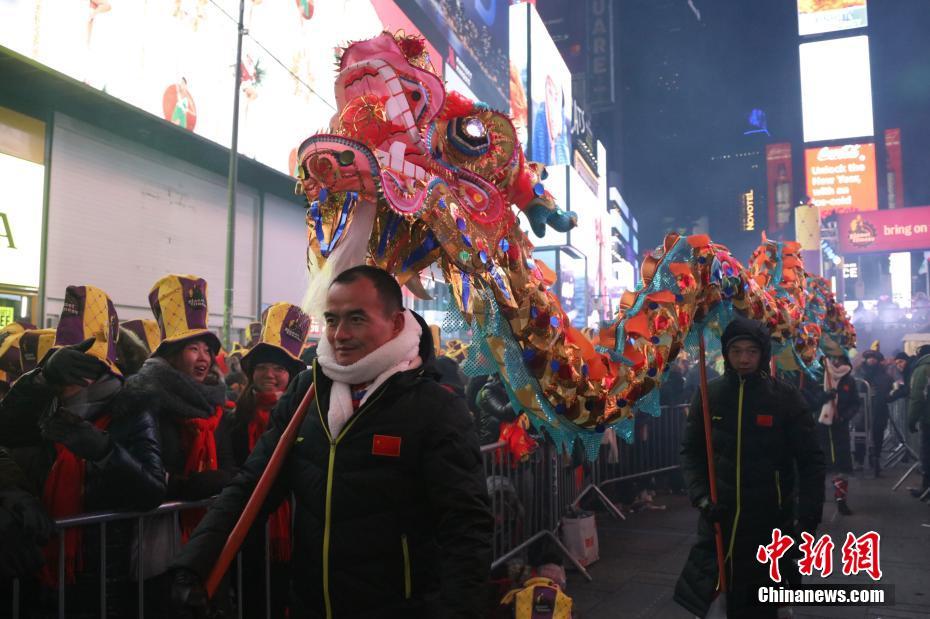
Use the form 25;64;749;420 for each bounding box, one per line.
247;390;291;562
180;405;225;542
40;415;111;587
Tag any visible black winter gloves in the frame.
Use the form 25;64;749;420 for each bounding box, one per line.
42;339;105;387
40;407;112;461
696;496;729;524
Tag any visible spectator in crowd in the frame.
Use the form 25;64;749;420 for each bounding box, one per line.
433;355;467;398
230;302;311;619
814;355;860;515
907;344;930;499
475;373;518;445
121;275;235;613
0;321;35;393
0;285;165;615
683;355;719;405
855;350;895;476
170;265;492;618
224;370;248;400
675;316;824;619
660;356;688;406
889;351;913;403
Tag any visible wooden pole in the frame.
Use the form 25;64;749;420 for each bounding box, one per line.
699;333;727;593
205;383;316;597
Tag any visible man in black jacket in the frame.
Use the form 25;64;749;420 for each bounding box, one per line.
171;265;492;618
856;350;895;476
674;316;825;619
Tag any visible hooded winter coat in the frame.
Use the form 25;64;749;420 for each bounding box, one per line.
172;312;492;619
674;316;825;618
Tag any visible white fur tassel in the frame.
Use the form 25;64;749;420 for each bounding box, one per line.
302;197;378;319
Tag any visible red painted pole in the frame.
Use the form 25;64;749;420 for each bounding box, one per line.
205;383;316;597
699;333;727;593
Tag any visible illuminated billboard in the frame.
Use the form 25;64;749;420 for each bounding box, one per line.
397;0;509;111
0;1;387;176
805;143;878;217
799;36;874;143
797;0;868;37
837;206;930;255
0;152;44;289
510;3;572;167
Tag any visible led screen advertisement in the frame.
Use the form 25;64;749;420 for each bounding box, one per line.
396;0;509;112
529;7;572;168
837;206;930;255
797;0;868;37
510;3;572;167
799;36;874;143
0;0;386;176
805;143;877;217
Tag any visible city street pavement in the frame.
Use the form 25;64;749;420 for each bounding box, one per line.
566;464;930;618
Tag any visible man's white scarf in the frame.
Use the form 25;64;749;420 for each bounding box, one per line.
819;358;851;426
316;309;422;437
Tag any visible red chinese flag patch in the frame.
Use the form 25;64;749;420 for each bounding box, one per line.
372;434;402;457
756;414;773;427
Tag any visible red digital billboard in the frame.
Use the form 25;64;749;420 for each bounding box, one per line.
837;206;930;255
805;143;878;217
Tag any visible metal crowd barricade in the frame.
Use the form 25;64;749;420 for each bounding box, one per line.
8;497;279;619
591;404;689;495
479;403;689;583
852;378;873;471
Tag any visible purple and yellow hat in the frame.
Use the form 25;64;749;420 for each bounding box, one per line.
442;339;468;364
245;321;263;348
55;285;122;377
148;275;222;357
0;320;34;374
122;318;163;355
241;302;310;376
19;329;56;373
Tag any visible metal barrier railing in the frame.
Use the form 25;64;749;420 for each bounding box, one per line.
10;406;691;617
7;497;285;619
479;404;689;582
852;378;873;471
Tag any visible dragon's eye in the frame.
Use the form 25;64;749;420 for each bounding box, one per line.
463;117;486;139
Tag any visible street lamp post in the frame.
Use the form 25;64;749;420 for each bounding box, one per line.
223;0;246;350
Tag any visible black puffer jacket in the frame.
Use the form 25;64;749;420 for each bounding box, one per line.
122;357;235;499
0;370;166;616
173;313;492;619
0;370;166;512
674;316;825;618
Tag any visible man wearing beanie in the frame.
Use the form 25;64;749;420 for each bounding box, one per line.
675;315;825;619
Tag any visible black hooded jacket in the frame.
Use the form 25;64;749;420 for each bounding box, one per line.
674;316;825;617
172;312;492;619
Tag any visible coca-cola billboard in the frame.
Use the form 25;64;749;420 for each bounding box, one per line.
805;143;878;217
